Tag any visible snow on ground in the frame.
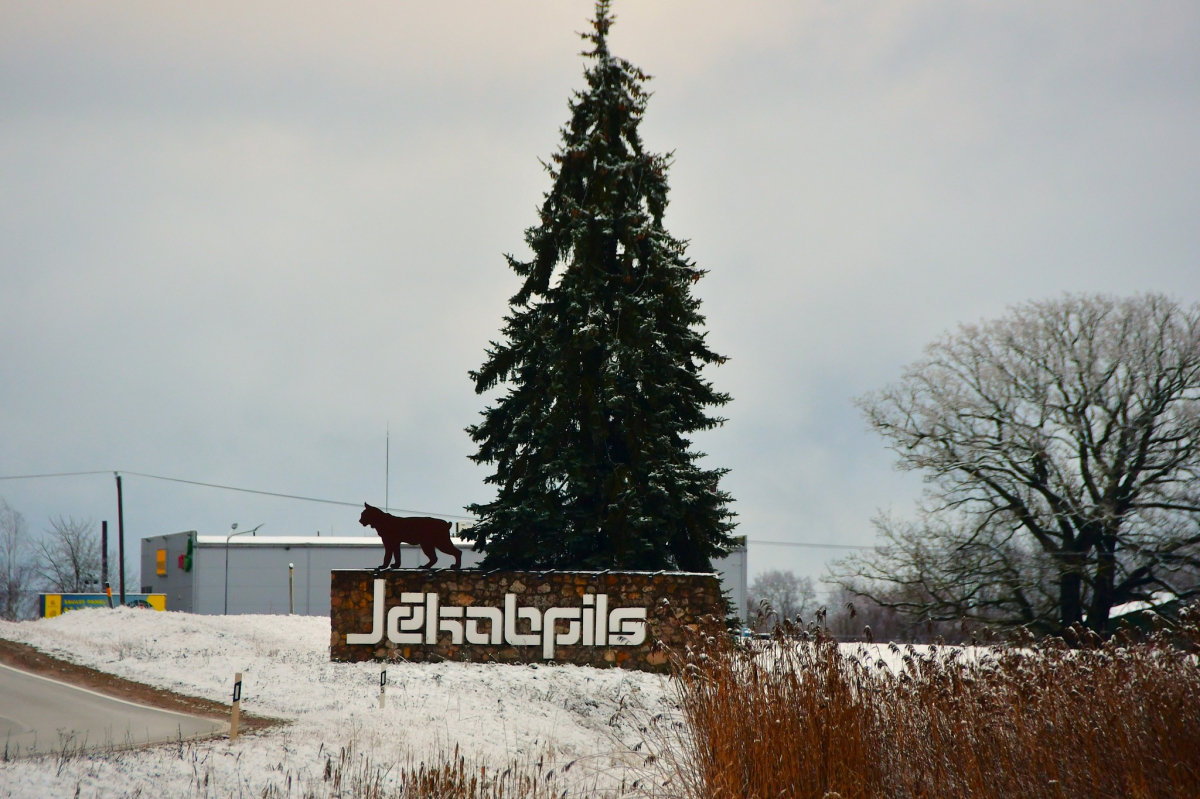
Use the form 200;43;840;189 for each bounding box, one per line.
0;608;670;798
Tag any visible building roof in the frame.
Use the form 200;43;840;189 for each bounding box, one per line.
193;535;476;548
1107;591;1179;619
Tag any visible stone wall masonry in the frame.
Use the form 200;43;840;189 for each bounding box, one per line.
329;569;724;672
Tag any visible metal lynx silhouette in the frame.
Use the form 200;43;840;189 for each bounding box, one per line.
359;503;462;570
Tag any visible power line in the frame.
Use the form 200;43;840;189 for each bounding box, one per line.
747;539;874;551
0;472;879;537
121;471;478;520
0;469;475;521
0;470;112;480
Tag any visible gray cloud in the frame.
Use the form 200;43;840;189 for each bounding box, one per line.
1;1;1197;588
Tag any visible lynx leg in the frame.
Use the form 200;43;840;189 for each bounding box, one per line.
420;543;438;569
438;528;463;569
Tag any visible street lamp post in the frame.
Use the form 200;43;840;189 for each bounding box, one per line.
224;523;263;615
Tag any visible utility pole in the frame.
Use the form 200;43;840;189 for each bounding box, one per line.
101;521;111;607
115;473;126;605
385;424;390;512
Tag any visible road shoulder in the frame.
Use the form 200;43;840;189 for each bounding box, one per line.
0;637;282;734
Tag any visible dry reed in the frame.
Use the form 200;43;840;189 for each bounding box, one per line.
666;609;1200;799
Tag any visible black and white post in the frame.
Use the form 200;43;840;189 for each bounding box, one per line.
230;672;243;741
380;669;387;709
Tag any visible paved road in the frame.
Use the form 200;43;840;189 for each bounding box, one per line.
0;663;227;757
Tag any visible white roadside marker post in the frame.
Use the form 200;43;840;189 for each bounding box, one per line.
288;562;295;615
380;669;387;709
230;672;243;741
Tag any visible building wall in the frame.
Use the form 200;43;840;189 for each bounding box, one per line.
141;534;747;619
140;532;196;612
191;542;397;615
715;545;749;621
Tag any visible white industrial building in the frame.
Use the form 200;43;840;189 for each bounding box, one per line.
141;532;749;620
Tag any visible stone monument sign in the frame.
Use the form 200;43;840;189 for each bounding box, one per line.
330;569;724;672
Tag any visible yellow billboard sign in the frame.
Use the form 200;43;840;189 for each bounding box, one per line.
40;593;166;617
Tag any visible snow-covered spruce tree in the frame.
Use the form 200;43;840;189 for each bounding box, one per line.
466;2;735;571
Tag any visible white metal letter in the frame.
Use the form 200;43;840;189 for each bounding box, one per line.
608;607;647;646
466;606;502;645
439;606;464;645
594;593;608;646
504;593;540;646
347;579;385;645
387;604;422;644
582;606;594;646
542;607;582;659
425;593;440;645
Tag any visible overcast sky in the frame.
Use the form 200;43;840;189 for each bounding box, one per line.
2;0;1198;590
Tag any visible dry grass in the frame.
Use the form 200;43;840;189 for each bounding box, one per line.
665;609;1200;799
257;743;637;799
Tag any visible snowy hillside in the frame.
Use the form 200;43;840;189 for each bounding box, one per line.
0;608;670;797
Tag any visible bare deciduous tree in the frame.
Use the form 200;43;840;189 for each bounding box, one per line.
35;516;102;593
833;294;1200;633
824;584;970;643
749;569;817;630
0;498;34;620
